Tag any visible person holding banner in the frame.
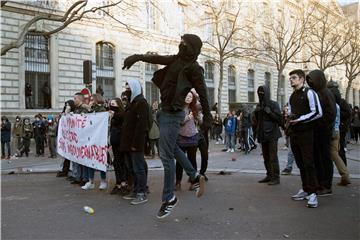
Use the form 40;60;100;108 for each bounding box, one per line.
82;94;108;190
120;80;149;205
70;93;90;186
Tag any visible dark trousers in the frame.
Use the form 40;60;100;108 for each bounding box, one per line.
339;130;347;166
19;138;30;156
353;126;360;142
129;152;147;194
198;133;208;175
290;130;318;194
1;141;11;156
113;147;130;185
43;95;51;108
314;127;333;190
149;139;159;156
35;136;44;155
48;136;57;157
61;159;70;173
241;128;250;151
176;146;197;183
261;140;280;181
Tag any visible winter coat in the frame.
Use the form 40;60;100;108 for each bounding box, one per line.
13;120;23;137
23;123;33;139
32;120;46;138
254;85;282;143
352;111;360;127
225;116;237;135
1;120;11;143
213;117;223;135
120;80;149;152
110;109;125;147
73;104;90;114
306;70;336;132
91;104;106;113
148;111;160;140
47;123;57;137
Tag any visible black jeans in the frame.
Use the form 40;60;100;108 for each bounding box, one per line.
113;147;131;185
176;146;197;183
261;140;280;181
290;130;319;194
314;127;333;190
20;138;30;156
353;126;360;142
1;141;10;156
35;136;44;155
339;130;347;166
61;159;70;173
198;133;208;175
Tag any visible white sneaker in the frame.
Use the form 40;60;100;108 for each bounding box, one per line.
230;149;235;153
226;149;231;153
291;189;308;201
222;140;225;144
81;181;95;190
306;193;318;208
215;141;219;145
99;181;107;190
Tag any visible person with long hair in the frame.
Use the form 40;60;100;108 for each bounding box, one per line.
175;91;202;190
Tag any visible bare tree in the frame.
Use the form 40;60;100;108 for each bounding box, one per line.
192;0;255;115
342;22;360;101
256;5;312;103
1;0;129;56
307;10;352;72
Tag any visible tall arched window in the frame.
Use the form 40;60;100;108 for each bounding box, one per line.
145;61;160;105
205;61;215;107
265;72;271;88
96;41;115;100
25;32;50;109
279;74;286;107
247;69;255;102
228;65;236;103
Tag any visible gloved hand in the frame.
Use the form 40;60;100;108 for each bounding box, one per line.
122;54;142;70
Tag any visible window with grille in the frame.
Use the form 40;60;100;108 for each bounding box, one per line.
96;42;114;69
247;69;255;102
205;61;214;82
265;72;271;88
25;33;50;109
145;63;160;105
228;66;236;103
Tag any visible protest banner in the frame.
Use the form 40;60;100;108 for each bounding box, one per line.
57;112;109;172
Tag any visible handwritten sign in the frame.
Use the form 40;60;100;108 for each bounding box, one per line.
57;112;109;171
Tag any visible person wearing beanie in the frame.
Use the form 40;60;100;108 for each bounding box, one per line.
123;34;211;218
32;114;46;157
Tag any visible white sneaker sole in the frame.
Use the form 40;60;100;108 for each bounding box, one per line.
131;199;148;205
196;176;205;198
156;199;178;219
307;203;318;208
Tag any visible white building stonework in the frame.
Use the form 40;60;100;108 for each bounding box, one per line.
1;0;359;116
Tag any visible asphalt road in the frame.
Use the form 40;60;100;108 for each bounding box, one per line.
2;172;359;240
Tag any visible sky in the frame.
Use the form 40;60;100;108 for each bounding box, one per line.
337;0;359;6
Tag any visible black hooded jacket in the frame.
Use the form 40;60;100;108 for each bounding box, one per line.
306;70;336;132
328;85;351;133
124;34;211;127
254;85;282;143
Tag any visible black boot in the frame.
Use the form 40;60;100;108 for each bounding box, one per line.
258;176;271;183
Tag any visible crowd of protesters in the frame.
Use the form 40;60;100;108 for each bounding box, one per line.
1;33;359;217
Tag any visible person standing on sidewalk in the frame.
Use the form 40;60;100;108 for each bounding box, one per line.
225;111;236;153
25;82;33;109
148;102;160;159
306;70;336;196
287;69;322;208
18;117;32;157
351;106;360;144
122;34;210;218
254;85;282;186
13;116;23;150
47;116;57;158
120;80;149;205
1;116;12;159
32;114;45;157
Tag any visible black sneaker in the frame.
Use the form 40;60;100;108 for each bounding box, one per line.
267;179;280;185
192;175;205;197
123;192;137;200
281;168;292;175
156;196;178;219
317;188;332;197
258;177;271;183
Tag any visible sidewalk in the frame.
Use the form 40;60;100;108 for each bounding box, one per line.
1;138;360;178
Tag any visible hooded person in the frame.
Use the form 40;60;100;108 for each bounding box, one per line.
122;34;208;219
120;80;149;205
306;70;336;195
254;84;282;185
327;81;351;166
13;115;23;149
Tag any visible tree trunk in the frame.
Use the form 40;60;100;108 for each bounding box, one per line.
276;69;284;104
345;77;354;102
217;60;224;116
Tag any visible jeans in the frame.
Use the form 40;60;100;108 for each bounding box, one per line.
48;136;57;157
113;147;130;185
72;162;88;181
130;152;147;194
158;110;197;202
226;133;235;149
35;136;44;155
87;167;106;181
285;145;295;170
1;141;11;156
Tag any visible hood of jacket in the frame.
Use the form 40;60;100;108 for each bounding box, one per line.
178;34;203;62
257;85;271;107
127;79;142;103
306;70;327;92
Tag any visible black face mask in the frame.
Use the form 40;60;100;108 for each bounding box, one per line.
178;43;188;58
109;106;119;112
124;90;131;101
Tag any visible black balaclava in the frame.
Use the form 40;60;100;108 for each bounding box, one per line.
257;86;265;105
178;34;203;62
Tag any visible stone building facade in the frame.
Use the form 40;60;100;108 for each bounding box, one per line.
1;0;359;116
